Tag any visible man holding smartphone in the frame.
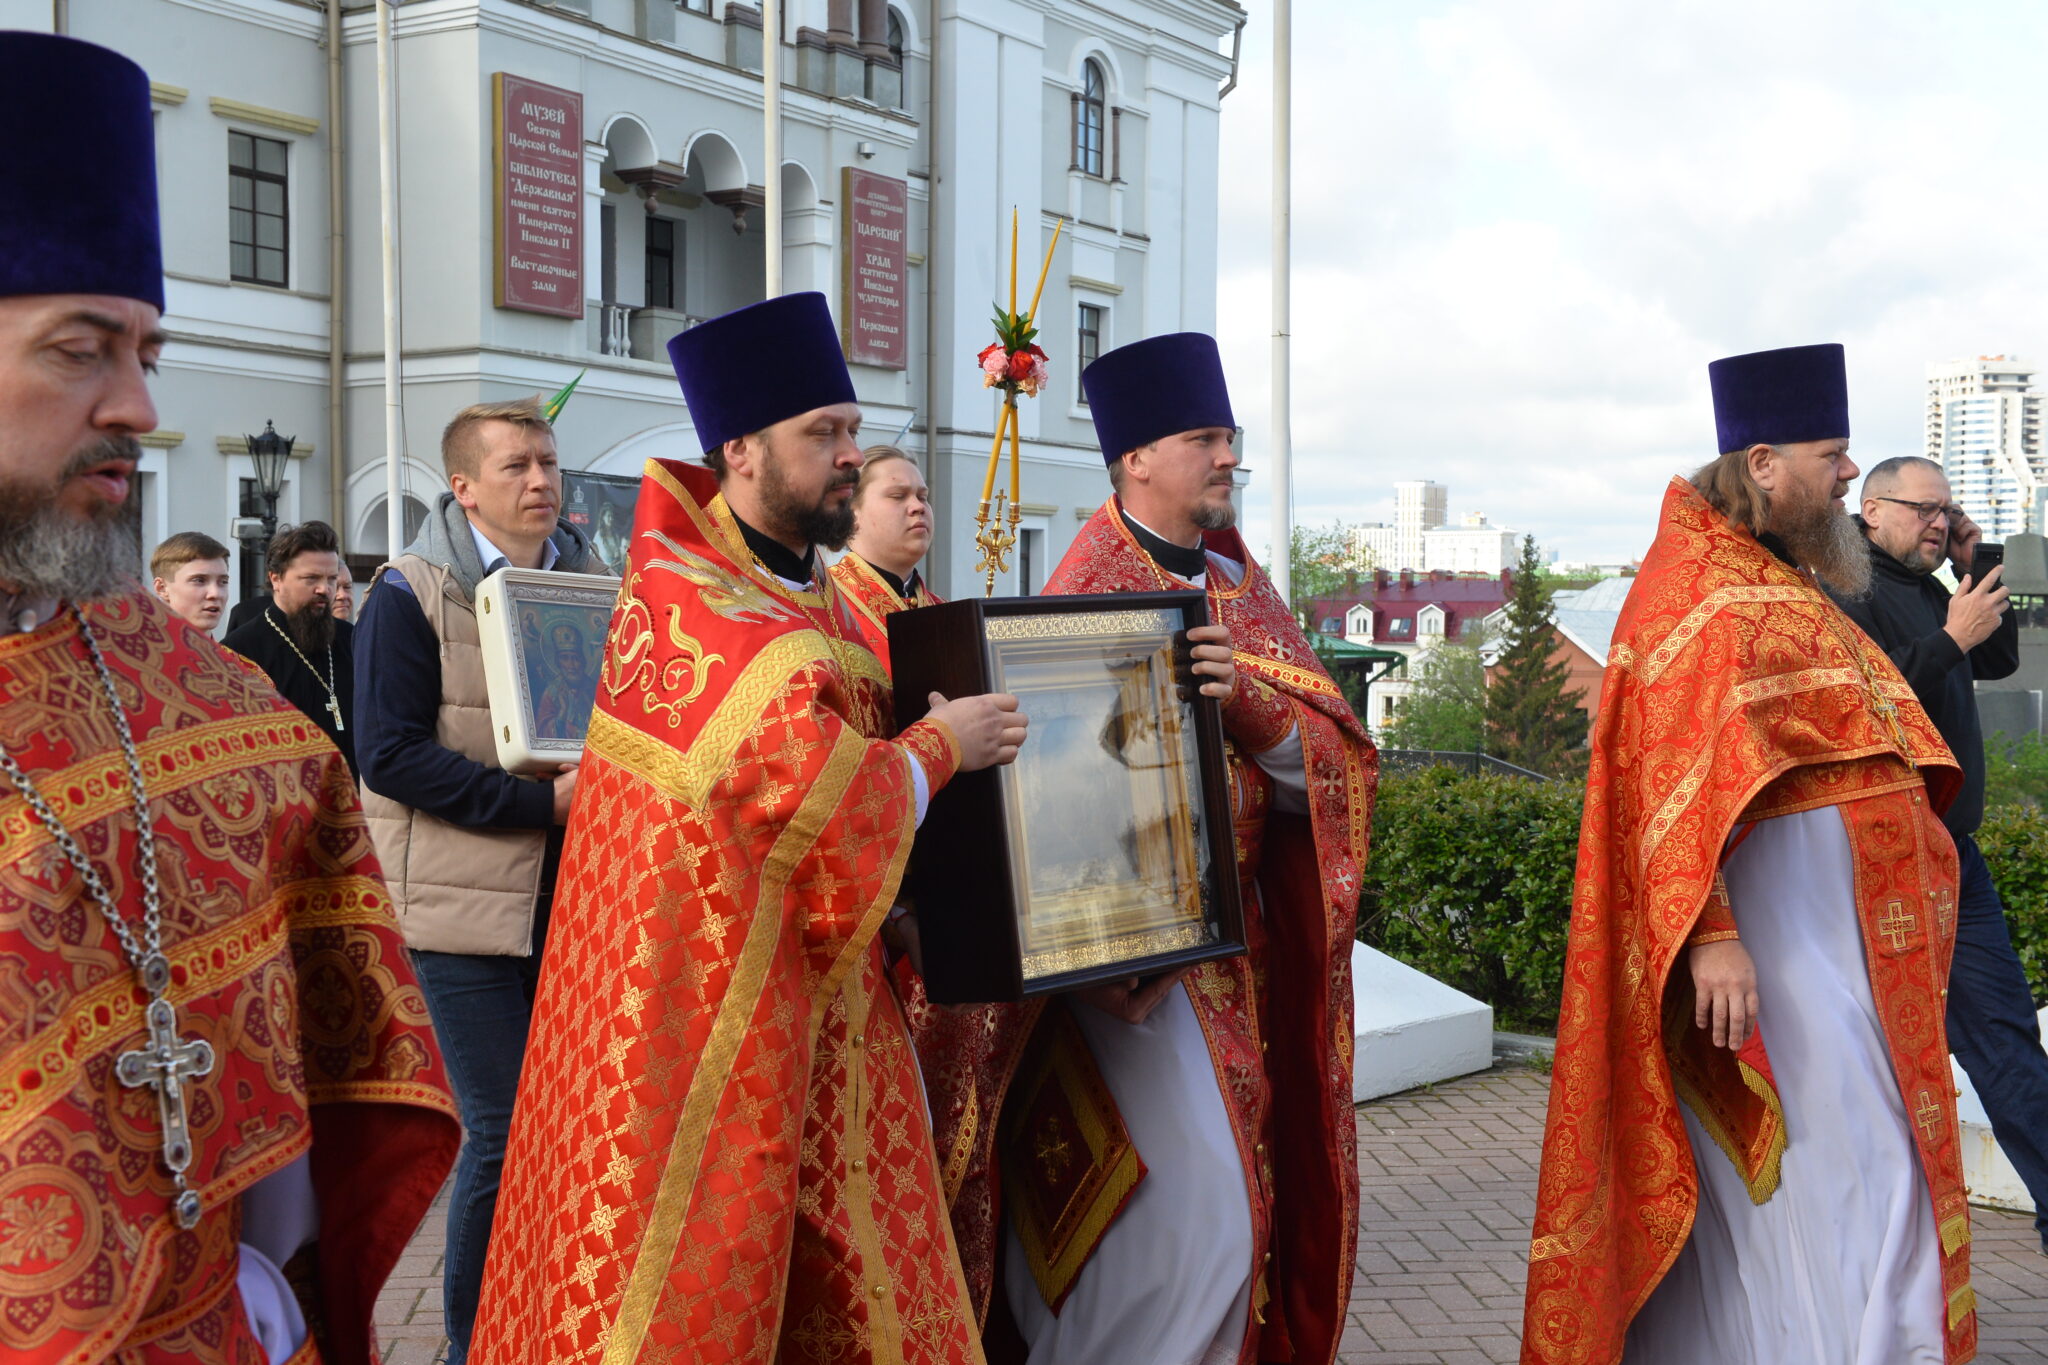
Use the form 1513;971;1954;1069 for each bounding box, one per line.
1831;455;2047;1257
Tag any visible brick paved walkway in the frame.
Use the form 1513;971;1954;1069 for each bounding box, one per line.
373;1062;2048;1363
1340;1063;2048;1365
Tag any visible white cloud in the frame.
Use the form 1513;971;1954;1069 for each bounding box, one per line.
1220;0;2048;562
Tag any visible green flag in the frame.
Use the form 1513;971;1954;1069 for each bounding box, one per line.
543;369;586;424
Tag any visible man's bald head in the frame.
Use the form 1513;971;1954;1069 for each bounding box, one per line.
1861;455;1944;501
1860;455;1960;575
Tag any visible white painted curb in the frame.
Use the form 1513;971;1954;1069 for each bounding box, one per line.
1950;1004;2048;1215
1350;940;1495;1103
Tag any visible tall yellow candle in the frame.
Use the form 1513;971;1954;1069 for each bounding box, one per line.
1009;397;1022;507
980;403;1009;503
1009;209;1019;319
1024;218;1065;324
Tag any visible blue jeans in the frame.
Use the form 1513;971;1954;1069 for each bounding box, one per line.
410;904;550;1365
1948;834;2048;1248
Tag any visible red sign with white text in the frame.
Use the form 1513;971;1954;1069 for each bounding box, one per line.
494;74;584;318
841;168;909;369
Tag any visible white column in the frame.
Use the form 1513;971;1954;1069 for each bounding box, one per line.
376;0;405;558
584;143;608;311
1268;0;1293;603
764;0;783;296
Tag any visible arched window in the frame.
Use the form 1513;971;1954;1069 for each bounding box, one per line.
886;9;906;108
1073;59;1105;177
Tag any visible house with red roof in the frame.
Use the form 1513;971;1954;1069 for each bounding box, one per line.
1306;569;1515;736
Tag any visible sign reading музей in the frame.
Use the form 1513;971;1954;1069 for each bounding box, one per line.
840;168;908;369
494;74;583;318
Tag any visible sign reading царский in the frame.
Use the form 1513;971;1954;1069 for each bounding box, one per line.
494;73;584;319
840;168;908;370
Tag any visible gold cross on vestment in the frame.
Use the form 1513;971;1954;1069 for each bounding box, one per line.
1914;1089;1945;1144
1036;1120;1073;1182
1877;901;1918;953
114;997;216;1227
1936;893;1956;940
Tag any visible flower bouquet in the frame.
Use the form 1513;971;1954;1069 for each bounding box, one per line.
973;210;1064;594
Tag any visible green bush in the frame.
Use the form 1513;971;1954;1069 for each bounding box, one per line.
1359;768;2048;1026
1359;767;1583;1033
1984;730;2048;812
1978;804;2048;1007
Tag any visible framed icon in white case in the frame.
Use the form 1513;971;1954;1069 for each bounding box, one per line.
475;567;622;775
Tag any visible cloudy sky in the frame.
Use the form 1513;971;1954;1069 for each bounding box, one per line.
1213;0;2048;564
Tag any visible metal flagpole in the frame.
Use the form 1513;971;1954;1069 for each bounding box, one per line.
1269;0;1293;604
764;0;782;296
376;0;406;556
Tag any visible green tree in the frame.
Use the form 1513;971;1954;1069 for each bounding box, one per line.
1382;643;1487;751
1483;534;1588;776
1287;522;1372;629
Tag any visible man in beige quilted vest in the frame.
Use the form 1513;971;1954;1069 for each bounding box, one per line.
352;396;607;1365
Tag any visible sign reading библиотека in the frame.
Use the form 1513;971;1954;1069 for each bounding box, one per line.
840;168;908;370
493;74;583;319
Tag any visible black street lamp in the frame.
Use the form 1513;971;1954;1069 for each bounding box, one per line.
245;419;295;543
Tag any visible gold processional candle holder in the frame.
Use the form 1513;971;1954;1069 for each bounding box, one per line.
973;209;1065;596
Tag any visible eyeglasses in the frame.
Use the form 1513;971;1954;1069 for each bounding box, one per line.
1874;496;1965;525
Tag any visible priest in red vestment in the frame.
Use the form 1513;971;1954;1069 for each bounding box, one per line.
0;33;459;1364
905;333;1376;1365
831;445;944;668
469;293;1026;1365
1522;344;1976;1365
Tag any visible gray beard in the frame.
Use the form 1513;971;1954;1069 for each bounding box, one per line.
0;439;142;602
1192;499;1237;531
1776;499;1872;597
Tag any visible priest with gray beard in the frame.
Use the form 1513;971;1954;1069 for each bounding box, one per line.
223;519;357;776
0;32;459;1363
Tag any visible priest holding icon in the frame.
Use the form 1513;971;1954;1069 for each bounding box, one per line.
470;292;1026;1365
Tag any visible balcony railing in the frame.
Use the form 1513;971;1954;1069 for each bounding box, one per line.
596;304;716;361
600;303;632;357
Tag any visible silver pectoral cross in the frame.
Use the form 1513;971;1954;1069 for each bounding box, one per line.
327;693;345;732
116;995;216;1228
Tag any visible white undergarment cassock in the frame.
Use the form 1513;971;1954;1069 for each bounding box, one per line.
1004;705;1309;1365
237;1150;320;1363
1624;805;1945;1365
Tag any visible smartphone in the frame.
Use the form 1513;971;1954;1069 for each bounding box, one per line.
1970;542;2004;585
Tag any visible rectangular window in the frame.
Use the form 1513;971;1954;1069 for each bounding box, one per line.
237;478;267;602
1019;527;1044;593
645;217;677;311
1077;303;1103;402
229;131;289;287
600;203;618;302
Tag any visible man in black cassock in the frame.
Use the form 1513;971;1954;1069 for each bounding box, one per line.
223;518;357;775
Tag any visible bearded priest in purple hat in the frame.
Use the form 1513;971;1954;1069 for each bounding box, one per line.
1523;344;1977;1365
903;333;1377;1365
470;291;1027;1365
0;29;460;1365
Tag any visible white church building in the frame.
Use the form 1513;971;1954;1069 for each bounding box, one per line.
27;0;1245;604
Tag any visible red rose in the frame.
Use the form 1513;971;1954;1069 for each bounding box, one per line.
977;343;1003;364
1008;350;1036;381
